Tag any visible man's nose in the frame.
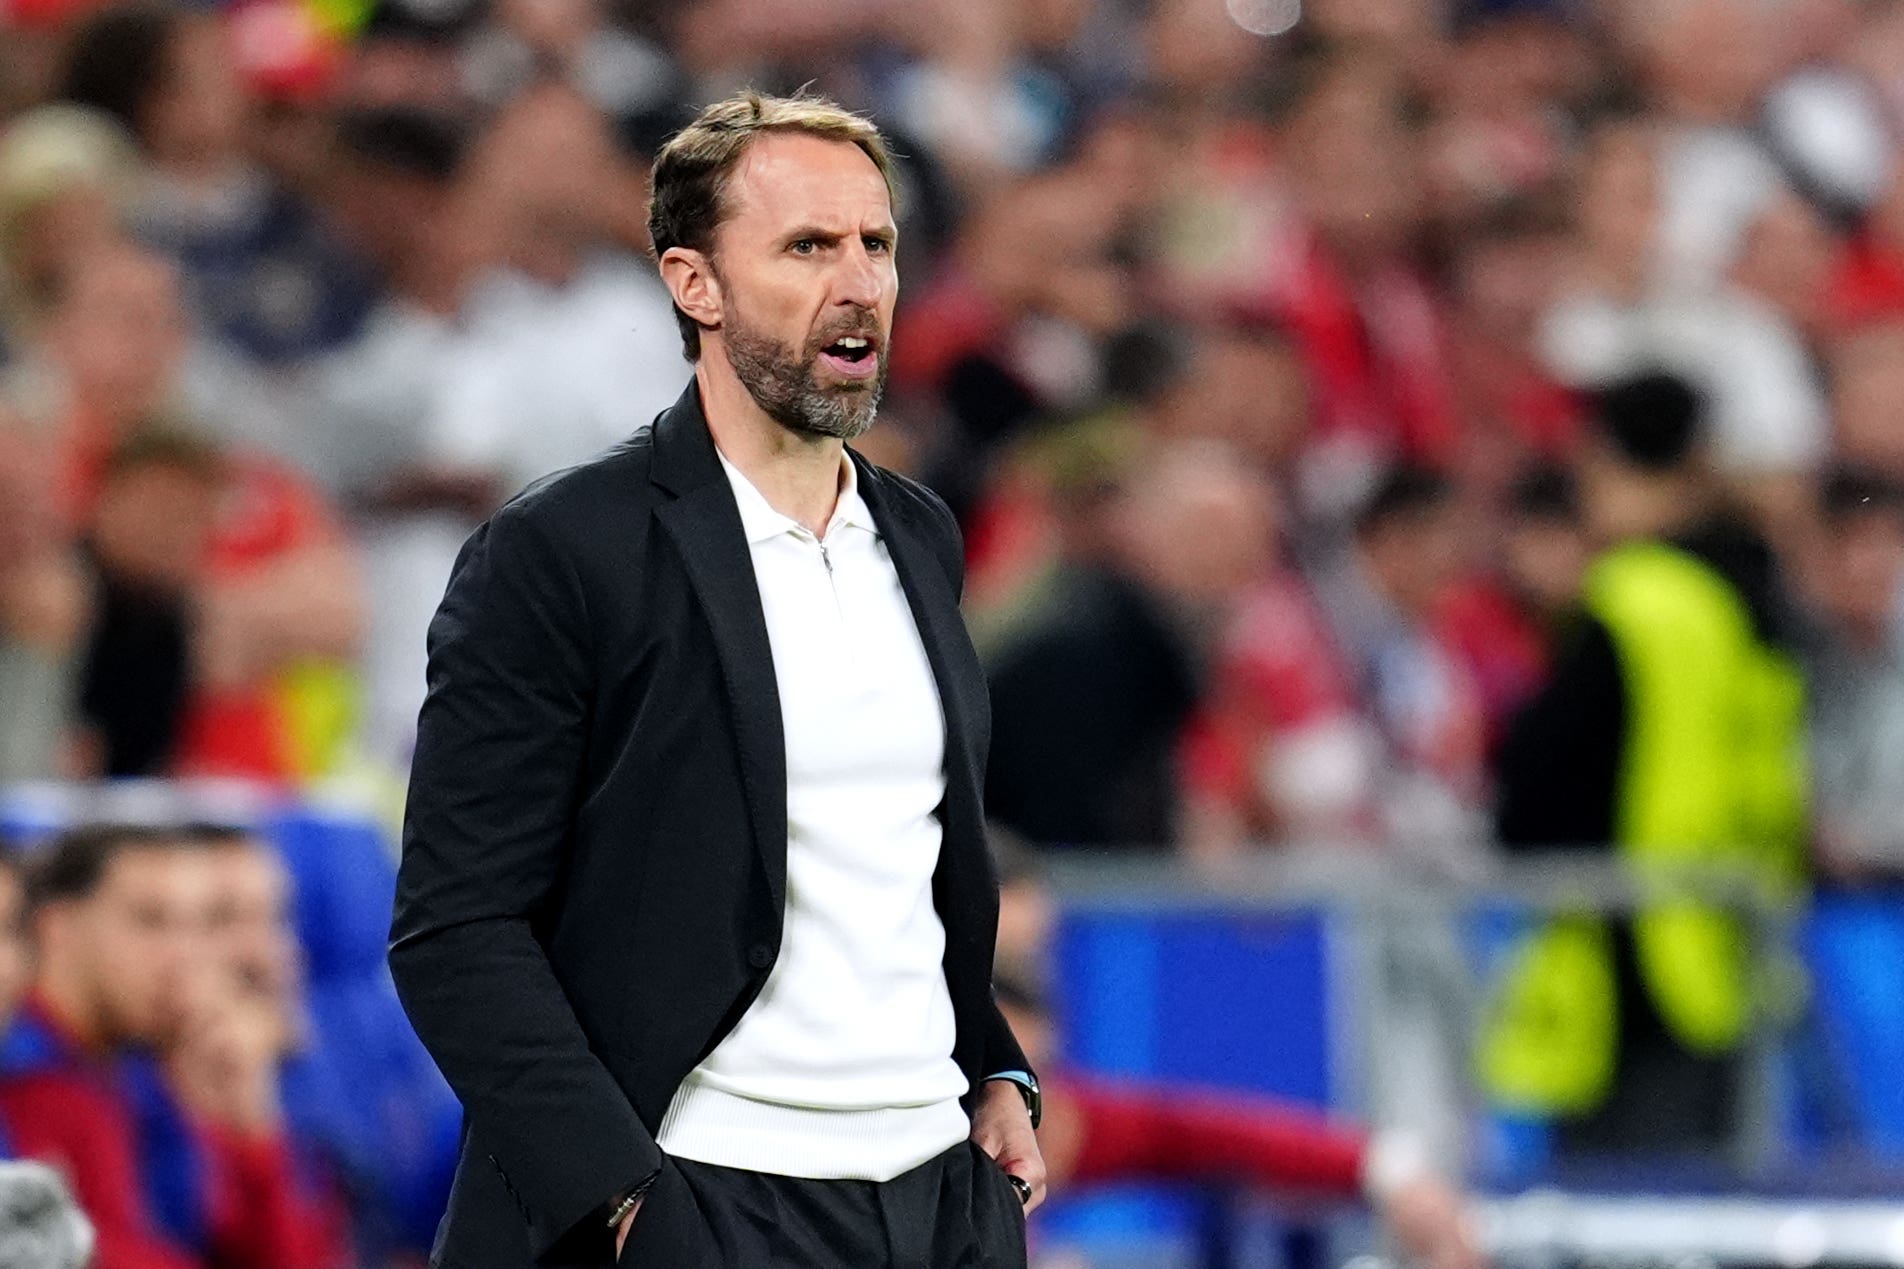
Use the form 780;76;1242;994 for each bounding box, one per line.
831;244;884;310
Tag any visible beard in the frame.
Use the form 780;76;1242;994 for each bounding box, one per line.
723;306;886;442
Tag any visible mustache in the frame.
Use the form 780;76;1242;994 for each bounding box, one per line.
808;312;882;350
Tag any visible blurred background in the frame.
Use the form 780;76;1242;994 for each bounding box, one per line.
5;0;1904;1265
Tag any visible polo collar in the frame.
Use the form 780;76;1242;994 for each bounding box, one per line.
716;446;876;544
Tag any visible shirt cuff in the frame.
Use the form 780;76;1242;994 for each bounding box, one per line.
1360;1130;1430;1203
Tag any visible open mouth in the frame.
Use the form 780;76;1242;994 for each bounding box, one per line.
818;334;880;379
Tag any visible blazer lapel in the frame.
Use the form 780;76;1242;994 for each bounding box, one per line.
852;458;984;853
650;385;789;914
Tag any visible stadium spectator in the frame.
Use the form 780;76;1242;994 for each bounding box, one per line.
306;106;483;507
76;430;218;776
1181;475;1375;852
1489;372;1808;1154
1431;465;1592;767
306;105;496;767
1313;466;1491;870
1;824;343;1268
3;243;365;781
428;83;681;489
1442;209;1582;487
56;1;377;364
0;421;88;782
0;243;284;518
985;436;1271;848
1259;51;1462;482
151;824;352;1261
1495;465;1593;631
1828;316;1904;477
1804;466;1904;883
0;103;140;359
309;90;678;764
1540;120;1833;523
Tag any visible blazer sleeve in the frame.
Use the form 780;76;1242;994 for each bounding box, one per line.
388;504;657;1262
983;994;1034;1084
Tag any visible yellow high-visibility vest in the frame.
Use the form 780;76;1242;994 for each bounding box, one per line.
1479;540;1807;1115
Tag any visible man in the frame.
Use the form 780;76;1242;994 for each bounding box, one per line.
1804;466;1904;883
984;429;1263;850
0;824;340;1268
1489;372;1807;1154
190;825;305;1055
1313;465;1490;866
138;824;348;1263
390;91;1043;1269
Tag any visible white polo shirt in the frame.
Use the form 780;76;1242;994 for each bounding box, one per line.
654;448;969;1181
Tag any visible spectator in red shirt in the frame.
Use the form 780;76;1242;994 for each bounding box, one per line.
0;823;343;1269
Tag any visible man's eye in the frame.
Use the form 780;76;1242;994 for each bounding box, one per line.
790;239;817;255
865;237;890;254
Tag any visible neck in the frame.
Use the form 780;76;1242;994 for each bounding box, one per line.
696;355;846;537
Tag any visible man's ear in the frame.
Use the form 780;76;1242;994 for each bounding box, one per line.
660;246;722;334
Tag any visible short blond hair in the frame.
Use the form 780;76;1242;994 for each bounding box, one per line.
648;91;895;360
0;105;138;335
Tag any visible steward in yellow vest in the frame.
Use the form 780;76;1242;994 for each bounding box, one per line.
1485;373;1807;1154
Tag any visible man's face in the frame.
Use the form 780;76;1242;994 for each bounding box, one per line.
47;249;190;428
90;459;220;593
704;132;898;441
203;841;300;1014
1822;511;1904;644
1365;507;1466;618
55;846;213;1047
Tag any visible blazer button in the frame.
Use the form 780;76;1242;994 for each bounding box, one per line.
747;943;774;970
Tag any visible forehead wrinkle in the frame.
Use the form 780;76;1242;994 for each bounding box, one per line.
721;134;893;245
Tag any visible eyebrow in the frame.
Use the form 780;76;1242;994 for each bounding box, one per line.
784;225;898;245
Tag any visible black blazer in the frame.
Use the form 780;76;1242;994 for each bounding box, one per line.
389;383;1031;1269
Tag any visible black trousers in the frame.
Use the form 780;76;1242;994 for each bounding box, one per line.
616;1140;1029;1268
1557;924;1741;1158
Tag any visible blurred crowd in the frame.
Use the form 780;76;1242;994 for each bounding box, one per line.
5;0;1904;1261
4;0;1904;882
2;0;1904;868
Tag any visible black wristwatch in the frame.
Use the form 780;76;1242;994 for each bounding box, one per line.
988;1071;1041;1130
